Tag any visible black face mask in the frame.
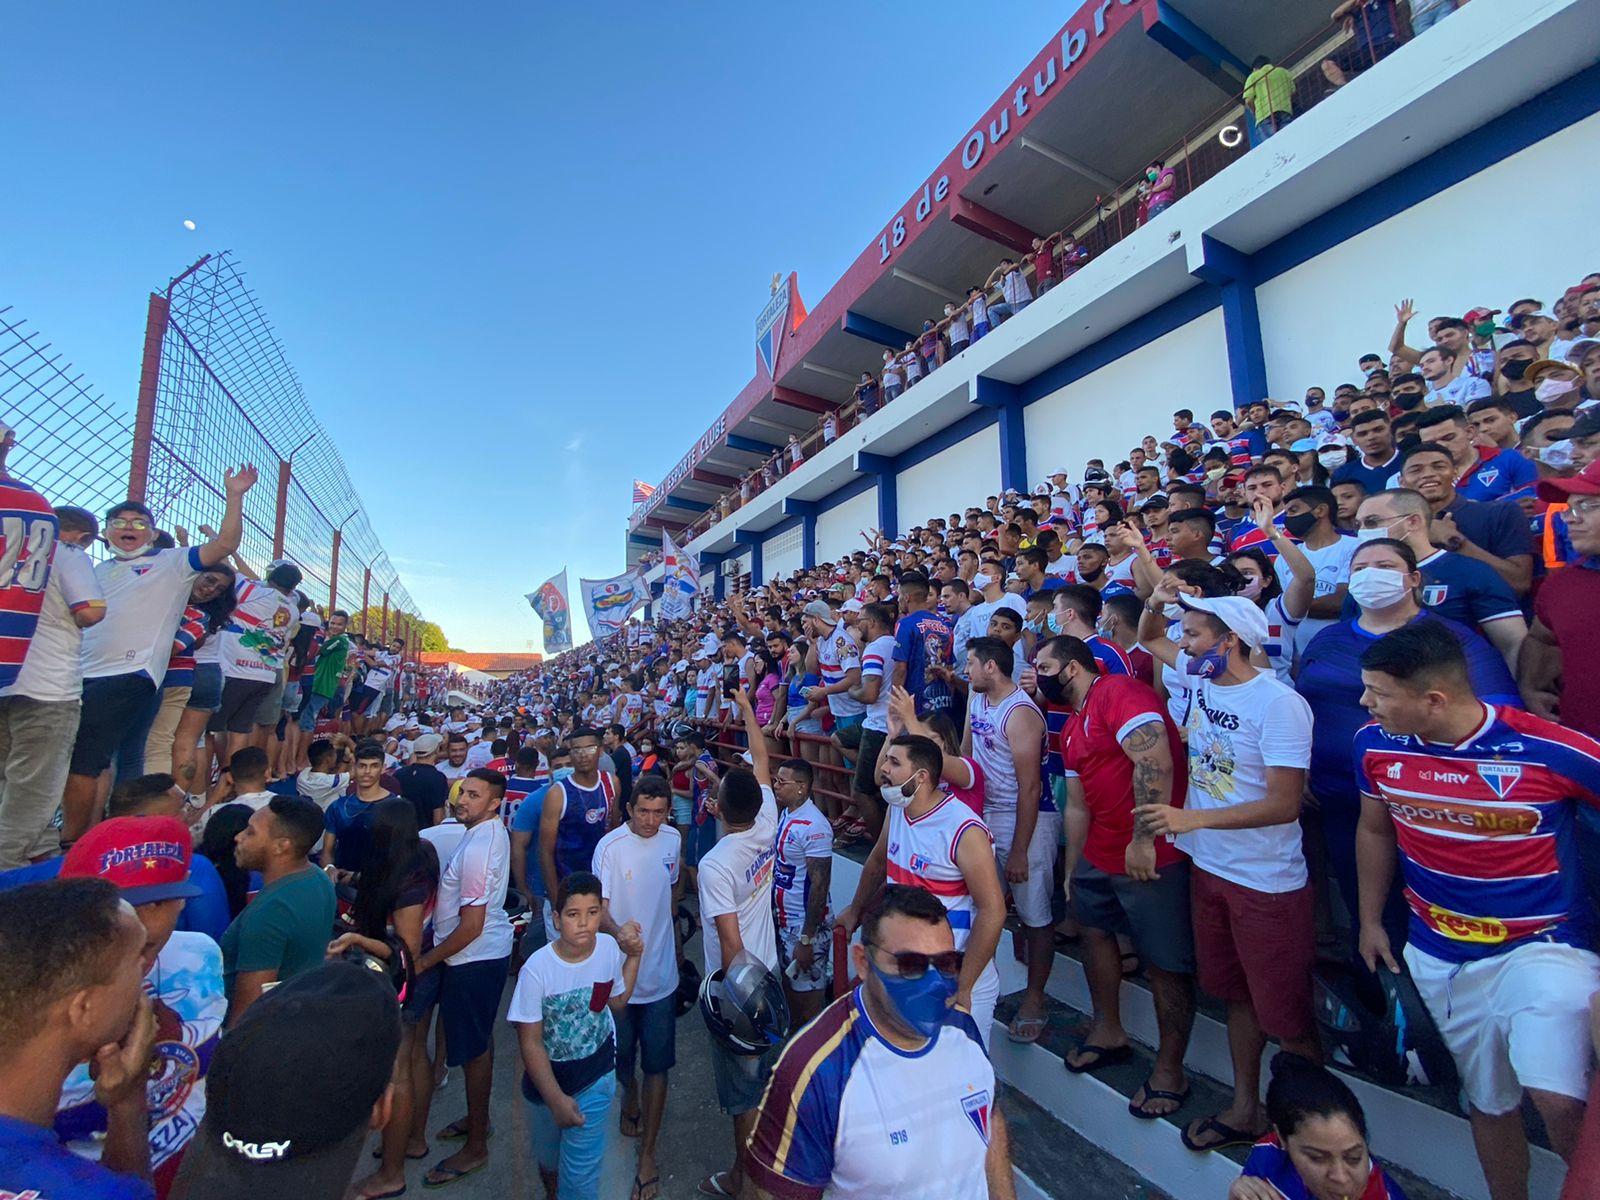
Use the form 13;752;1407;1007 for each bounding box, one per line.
1391;391;1424;410
1283;511;1319;539
1036;668;1067;705
1079;566;1104;582
1500;359;1531;381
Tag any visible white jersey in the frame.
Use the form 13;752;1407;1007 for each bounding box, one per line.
746;990;994;1200
816;620;865;718
220;578;295;682
967;686;1043;814
885;795;990;951
773;799;832;934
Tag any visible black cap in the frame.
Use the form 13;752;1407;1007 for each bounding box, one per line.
171;962;400;1199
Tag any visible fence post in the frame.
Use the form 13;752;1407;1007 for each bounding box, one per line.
361;568;371;634
381;593;390;643
329;528;343;612
127;293;170;504
272;459;291;560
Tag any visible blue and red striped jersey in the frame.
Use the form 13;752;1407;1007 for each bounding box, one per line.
0;477;59;692
1355;704;1600;963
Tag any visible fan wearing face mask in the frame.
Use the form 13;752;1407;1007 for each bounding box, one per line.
837;731;1006;1053
1293;538;1521;977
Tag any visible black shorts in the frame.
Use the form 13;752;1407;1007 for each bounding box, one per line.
348;684;378;712
210;678;273;735
853;727;887;795
440;956;510;1066
1071;859;1195;974
71;673;158;776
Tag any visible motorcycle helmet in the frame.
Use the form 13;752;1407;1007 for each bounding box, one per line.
699;951;789;1055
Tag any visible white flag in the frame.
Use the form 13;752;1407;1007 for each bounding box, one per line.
660;530;699;621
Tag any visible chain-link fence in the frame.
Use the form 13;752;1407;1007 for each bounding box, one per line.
128;251;421;643
0;307;133;518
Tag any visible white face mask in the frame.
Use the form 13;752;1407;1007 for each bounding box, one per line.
1317;448;1348;469
1536;377;1579;404
1355;518;1402;543
1348;566;1412;611
879;775;918;809
971;571;993;591
1537;439;1576;469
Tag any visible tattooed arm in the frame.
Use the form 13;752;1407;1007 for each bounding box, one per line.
1120;717;1173;881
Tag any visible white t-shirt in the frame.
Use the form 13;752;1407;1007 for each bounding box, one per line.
421;818;468;866
1275;534;1357;657
464;740;495;770
698;784;778;979
506;935;625;1089
434;817;514;965
773;798;832;935
859;634;897;733
220;579;295;683
9;542;101;701
1175;667;1313;893
592;823;681;1005
82;546;203;684
438;759;471;785
816;621;865;718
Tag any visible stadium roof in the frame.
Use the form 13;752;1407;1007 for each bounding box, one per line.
630;0;1335;545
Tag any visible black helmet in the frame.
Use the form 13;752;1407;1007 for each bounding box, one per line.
664;719;695;745
699;952;789;1055
1312;962;1458;1091
675;957;702;1020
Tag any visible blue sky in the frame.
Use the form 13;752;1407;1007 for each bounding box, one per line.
3;1;1069;651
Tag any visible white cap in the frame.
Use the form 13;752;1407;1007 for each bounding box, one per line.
1176;594;1270;649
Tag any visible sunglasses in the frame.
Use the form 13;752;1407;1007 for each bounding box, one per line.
866;942;964;981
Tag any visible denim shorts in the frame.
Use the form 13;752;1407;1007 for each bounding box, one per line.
709;1033;780;1116
615;993;677;1078
187;662;223;713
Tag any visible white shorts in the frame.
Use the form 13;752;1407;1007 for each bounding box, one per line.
1405;940;1600;1115
986;807;1062;928
777;923;832;994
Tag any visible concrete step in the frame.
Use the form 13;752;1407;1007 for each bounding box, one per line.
828;852;1569;1200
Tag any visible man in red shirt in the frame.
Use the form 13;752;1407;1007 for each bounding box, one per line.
1035;635;1195;1120
1525;460;1600;739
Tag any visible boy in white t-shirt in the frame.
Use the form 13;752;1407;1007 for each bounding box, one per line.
507;872;642;1200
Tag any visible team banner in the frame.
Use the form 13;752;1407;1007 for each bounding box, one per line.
756;272;808;379
525;570;574;653
579;570;651;640
660;529;699;621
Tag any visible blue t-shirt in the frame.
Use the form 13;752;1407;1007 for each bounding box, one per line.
1339;549;1522;630
1297;614;1520;809
1455;448;1538;504
323;793;386;872
0;854;230;942
1442;496;1532;565
510;781;556;897
1332;450;1401;494
0;1112;153;1200
892;608;955;716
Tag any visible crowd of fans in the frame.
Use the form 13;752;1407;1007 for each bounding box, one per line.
5;266;1599;1200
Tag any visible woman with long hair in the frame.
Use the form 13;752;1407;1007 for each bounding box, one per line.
195;800;255;919
328;797;440;1200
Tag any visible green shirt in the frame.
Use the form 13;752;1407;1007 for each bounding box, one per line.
311;632;351;698
1242;63;1295;120
221;866;336;995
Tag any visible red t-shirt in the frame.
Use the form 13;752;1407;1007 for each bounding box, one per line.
1534;559;1600;740
1032;247;1057;284
1060;674;1187;874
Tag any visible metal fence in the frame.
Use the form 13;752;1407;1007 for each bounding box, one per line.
0;307;133;519
127;251;422;647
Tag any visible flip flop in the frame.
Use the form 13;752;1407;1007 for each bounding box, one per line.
1128;1077;1191;1120
434;1120;492;1141
355;1187;408;1200
1062;1042;1133;1073
421;1160;487;1189
1181;1115;1266;1153
1006;1014;1047;1043
632;1173;661;1200
372;1146;429;1160
697;1172;737;1197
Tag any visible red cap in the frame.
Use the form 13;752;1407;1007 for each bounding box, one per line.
60;815;202;905
1463;307;1501;324
1537;459;1600;504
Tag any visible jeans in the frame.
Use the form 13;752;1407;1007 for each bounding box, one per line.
528;1073;616;1200
298;689;334;732
1409;0;1455;32
0;696;81;867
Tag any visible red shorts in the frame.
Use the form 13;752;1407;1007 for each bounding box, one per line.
1190;866;1315;1041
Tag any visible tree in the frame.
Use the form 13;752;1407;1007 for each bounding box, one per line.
350;607;454;652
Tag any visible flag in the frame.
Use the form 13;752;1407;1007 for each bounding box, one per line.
524;570;573;654
579;570;651;640
632;479;656;504
755;273;808;379
660;529;699;621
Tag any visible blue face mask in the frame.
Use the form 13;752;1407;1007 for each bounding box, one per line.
552;766;576;782
1184;643;1229;679
1046;611;1064;635
869;955;956;1038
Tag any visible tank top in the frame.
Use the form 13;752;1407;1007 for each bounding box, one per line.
886;796;992;949
554;773;616;878
967;686;1047;814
